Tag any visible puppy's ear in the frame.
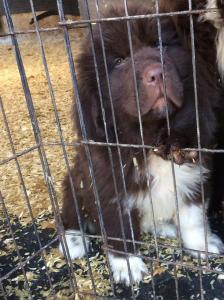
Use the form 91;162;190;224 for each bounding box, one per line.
82;94;115;143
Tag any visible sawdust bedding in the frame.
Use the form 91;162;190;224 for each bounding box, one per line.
1;22;224;299
1;215;224;299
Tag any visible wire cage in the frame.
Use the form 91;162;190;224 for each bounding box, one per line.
0;0;224;299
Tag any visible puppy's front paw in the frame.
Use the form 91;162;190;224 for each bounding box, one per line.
183;231;224;259
108;254;148;286
206;233;224;256
156;223;177;238
59;230;89;260
170;146;198;165
154;144;198;165
154;130;198;165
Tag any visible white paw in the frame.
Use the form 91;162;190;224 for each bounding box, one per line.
156;223;177;238
59;230;89;260
108;254;148;286
202;234;224;258
183;230;224;259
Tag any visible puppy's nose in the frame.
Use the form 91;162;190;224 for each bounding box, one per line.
143;64;163;86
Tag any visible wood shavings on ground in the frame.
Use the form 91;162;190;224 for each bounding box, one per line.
0;24;82;225
1;214;224;298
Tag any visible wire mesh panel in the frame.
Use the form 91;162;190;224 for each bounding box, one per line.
1;0;224;299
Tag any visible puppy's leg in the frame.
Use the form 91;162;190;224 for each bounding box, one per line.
60;169;147;284
178;204;224;258
141;211;177;238
104;207;148;286
59;174;90;260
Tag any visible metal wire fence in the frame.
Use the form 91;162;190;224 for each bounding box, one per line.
0;0;224;299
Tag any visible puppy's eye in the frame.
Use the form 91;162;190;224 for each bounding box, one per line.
114;58;124;66
155;42;169;49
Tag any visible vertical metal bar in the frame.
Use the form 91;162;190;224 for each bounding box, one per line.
187;0;208;263
2;0;77;295
0;97;55;297
28;0;97;296
123;0;159;258
155;0;183;258
197;254;205;300
173;264;180;300
150;261;156;299
0;192;33;299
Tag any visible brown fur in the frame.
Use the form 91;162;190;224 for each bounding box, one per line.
61;2;222;254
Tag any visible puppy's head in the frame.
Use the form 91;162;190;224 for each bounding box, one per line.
110;44;186;120
76;5;216;144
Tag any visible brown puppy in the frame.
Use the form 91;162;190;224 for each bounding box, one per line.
60;3;224;285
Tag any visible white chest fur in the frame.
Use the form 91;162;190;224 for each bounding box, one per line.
128;153;209;233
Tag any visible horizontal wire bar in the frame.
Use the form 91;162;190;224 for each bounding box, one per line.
56;142;224;153
0;24;87;38
57;8;219;25
0;144;40;166
0;8;219;38
61;231;224;262
1;140;224;167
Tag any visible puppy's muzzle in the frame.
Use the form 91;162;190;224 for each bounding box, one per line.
142;63;183;112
